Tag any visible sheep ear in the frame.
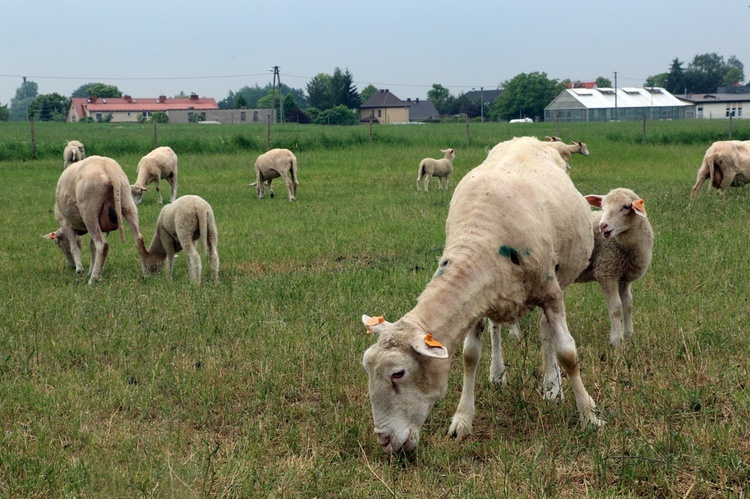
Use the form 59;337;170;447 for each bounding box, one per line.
410;333;449;359
632;199;647;217
584;195;603;208
362;314;390;334
42;232;56;240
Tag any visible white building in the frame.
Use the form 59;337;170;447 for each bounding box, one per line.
675;92;750;119
544;87;692;122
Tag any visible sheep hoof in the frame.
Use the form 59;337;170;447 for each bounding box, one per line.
448;416;472;440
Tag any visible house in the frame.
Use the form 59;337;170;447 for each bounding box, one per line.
359;89;409;124
67;94;219;123
675;92;750;119
405;98;440;122
463;88;503;104
168;108;275;124
544;86;692;122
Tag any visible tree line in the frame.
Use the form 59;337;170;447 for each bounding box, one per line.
1;53;746;124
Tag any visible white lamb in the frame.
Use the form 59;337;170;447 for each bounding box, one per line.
543;136;589;171
63;140;86;169
252;148;298;201
489;188;654;387
141;195;219;284
361;137;601;454
130;146;179;205
416;148;455;191
691;140;750;198
43;156;148;285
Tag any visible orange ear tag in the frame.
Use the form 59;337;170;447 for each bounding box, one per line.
424;333;444;348
632;199;645;213
365;315;385;333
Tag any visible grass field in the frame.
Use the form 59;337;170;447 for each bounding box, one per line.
0;120;749;497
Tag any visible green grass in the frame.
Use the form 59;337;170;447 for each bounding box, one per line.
0;120;749;497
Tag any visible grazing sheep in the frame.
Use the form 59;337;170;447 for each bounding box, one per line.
361;137;601;454
489;188;654;387
141;195;219;284
130;146;179;205
543;137;589;171
417;148;455;191
63;140;86;169
43;156;148;285
252;148;298;201
690;140;750;198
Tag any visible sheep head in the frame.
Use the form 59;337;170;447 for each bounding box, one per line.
43;229;79;272
577;141;590;156
361;314;449;454
130;185;149;205
440;148;455;161
585;188;646;239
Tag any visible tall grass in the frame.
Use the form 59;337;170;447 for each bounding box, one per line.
0;121;748;496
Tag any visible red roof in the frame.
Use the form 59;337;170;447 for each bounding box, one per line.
70;95;218;117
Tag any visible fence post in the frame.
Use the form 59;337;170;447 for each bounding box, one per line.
556;113;561;138
30;114;36;160
465;114;470;147
369;115;373;144
728;113;733;140
153;119;158;149
642;112;647;144
266;114;271;151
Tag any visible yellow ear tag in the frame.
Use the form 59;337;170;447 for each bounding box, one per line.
424;333;444;348
365;316;385;333
632;198;645;213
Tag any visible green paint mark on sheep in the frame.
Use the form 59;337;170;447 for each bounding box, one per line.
434;259;451;278
499;246;521;265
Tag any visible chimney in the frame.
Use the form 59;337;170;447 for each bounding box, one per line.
124;94;132;102
89;95;97;102
190;93;199;100
159;95;166;102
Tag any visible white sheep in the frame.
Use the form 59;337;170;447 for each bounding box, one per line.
416;148;455;191
43;156;148;285
141;195;219;284
543;137;589;171
361;137;601;454
252;148;298;201
489;188;654;387
63;140;86;169
130;146;179;205
691;140;750;198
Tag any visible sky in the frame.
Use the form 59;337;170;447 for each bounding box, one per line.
2;0;749;106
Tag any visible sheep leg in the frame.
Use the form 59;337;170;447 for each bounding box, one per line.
182;239;202;284
449;321;482;440
488;319;507;387
539;312;564;401
166;175;177;203
690;165;709;199
208;239;220;282
155;179;163;204
267;179;275;198
619;281;634;339
279;171;295;201
423;174;432;192
64;229;85;275
543;301;603;427
161;234;177;279
87;230;109;285
599;281;625;347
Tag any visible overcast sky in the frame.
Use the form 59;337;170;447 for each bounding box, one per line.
2;0;749;106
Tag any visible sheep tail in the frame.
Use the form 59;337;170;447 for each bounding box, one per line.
198;208;209;253
112;176;126;244
290;157;298;185
418;160;426;179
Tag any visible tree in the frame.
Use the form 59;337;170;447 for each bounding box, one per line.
330;67;360;109
723;55;745;86
0;103;9;121
427;84;451;115
595;76;612;88
360;84;378;103
644;73;669;89
71;83;122;98
29;93;70;121
683;53;743;93
306;73;333;110
234;94;249;109
282;94;298;122
314;104;357;125
9;79;38;121
489;72;565;122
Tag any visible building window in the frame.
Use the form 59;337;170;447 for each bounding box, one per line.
142;111;150;118
378;109;382;118
253;111;258;122
96;113;102;121
241;111;246;122
187;112;193;122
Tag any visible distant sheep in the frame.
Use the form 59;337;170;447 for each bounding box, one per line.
252;148;298;201
43;156;148;285
544;137;589;171
691;140;750;198
130;146;179;205
63;140;86;169
361;137;601;454
416;148;455;191
141;195;219;283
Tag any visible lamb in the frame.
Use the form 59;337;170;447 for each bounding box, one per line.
43;156;148;285
130;146;179;205
543;137;589;171
63;140;86;169
140;195;219;284
416;148;455;191
690;140;750;198
252;148;298;201
361;137;602;454
489;188;654;388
